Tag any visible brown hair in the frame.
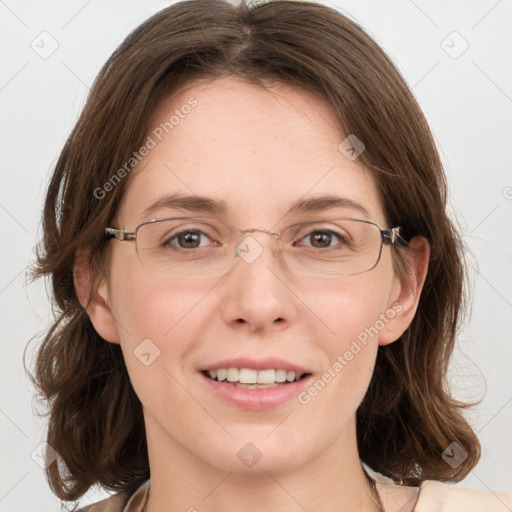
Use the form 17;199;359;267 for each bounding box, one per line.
27;0;480;503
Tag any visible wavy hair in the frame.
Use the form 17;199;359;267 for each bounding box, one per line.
27;0;480;503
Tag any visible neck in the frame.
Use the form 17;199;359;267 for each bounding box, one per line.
144;415;381;512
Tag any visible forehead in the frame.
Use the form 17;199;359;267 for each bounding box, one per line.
116;76;385;227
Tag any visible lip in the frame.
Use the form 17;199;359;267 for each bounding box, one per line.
200;357;311;374
199;372;313;411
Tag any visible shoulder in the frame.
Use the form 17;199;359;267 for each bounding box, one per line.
415;480;512;512
75;493;129;512
374;477;512;512
75;480;150;512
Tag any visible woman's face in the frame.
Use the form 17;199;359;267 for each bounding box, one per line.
99;76;408;476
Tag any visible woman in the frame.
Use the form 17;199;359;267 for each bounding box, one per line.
29;0;512;511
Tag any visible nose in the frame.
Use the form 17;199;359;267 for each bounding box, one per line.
219;232;297;333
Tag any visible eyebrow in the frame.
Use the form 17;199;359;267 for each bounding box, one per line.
287;195;370;218
142;193;231;218
142;192;371;220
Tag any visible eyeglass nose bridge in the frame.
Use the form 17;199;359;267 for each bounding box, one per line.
239;227;280;238
234;226;284;265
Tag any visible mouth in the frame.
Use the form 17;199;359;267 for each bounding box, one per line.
201;368;312;389
198;357;314;410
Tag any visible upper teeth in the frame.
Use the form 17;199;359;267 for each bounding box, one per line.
207;368;303;384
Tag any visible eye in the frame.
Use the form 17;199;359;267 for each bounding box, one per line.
163;229;213;250
300;229;348;249
290;221;353;251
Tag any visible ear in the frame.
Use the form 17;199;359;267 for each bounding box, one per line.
74;248;120;344
378;236;430;346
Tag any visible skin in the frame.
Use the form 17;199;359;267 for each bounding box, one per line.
77;76;429;512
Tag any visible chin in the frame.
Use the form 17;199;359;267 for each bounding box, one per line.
199;431;313;476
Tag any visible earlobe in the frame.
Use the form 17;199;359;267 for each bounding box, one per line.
74;248;120;344
379;236;430;346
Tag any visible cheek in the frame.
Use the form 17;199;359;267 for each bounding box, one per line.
108;249;205;340
107;267;211;422
303;269;393;344
298;272;394;406
107;253;210;388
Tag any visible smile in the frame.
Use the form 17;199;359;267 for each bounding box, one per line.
200;370;313;411
203;367;310;386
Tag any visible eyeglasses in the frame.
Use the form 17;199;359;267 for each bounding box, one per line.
105;217;407;279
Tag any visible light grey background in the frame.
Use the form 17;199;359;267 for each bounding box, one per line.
1;0;511;510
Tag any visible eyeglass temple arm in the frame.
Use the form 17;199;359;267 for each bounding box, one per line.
105;227;136;241
382;227;408;246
